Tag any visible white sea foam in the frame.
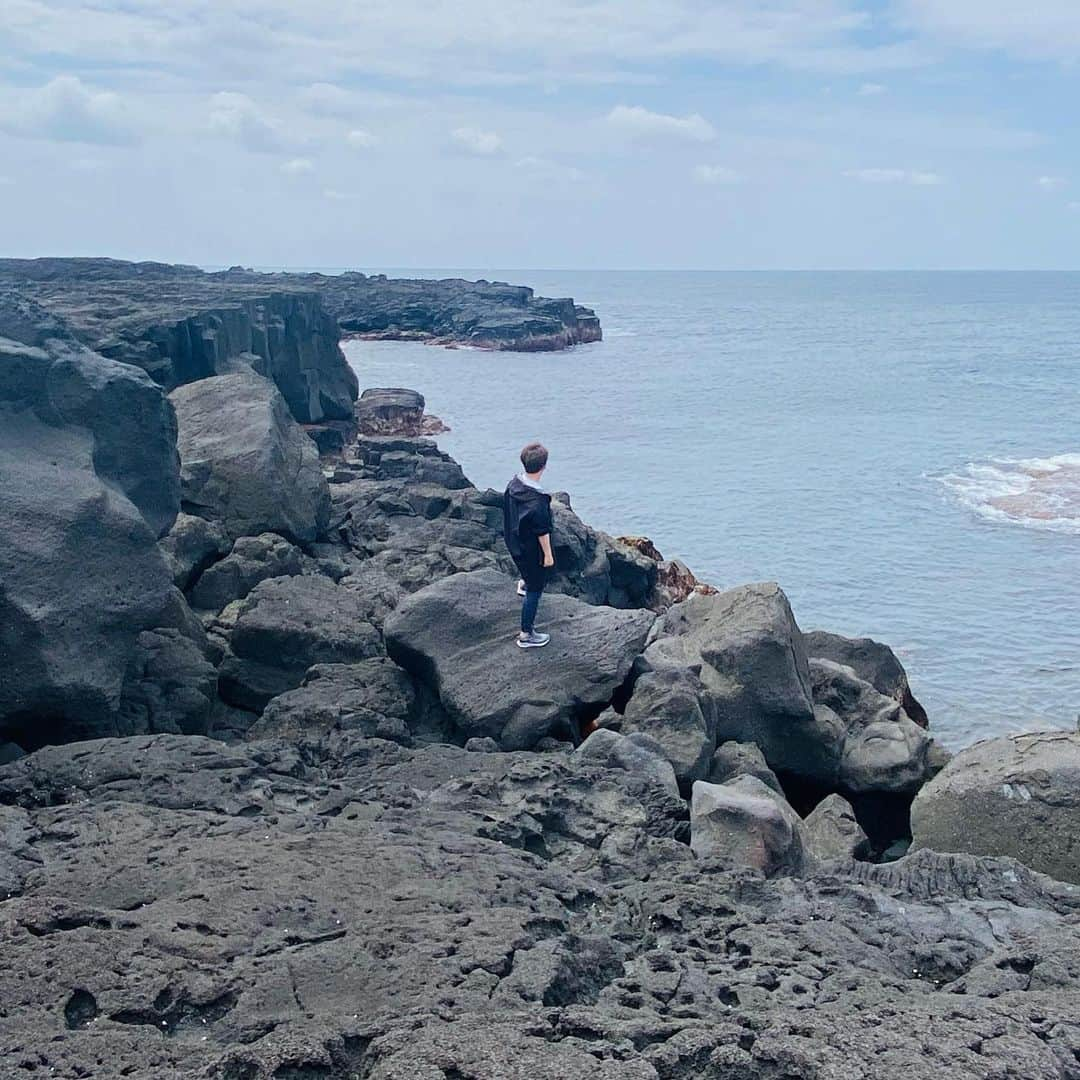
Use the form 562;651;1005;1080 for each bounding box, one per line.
937;453;1080;534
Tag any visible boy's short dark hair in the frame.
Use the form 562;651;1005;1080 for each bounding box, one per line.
520;442;549;473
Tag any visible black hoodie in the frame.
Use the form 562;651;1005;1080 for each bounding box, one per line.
503;475;553;563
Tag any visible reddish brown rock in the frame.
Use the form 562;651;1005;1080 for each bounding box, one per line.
616;535;717;610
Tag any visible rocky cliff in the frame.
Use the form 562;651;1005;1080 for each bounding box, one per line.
0;258;603;369
2;272;1078;1080
0;258;359;423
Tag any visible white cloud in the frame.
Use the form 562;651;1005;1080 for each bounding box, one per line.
323;188;360;201
0;76;137;145
1037;175;1066;191
1069;202;1080;212
281;157;314;175
0;175;13;186
450;126;502;156
208;92;289;153
844;168;943;185
347;128;379;149
693;164;740;185
857;82;886;96
0;2;933;86
607;105;715;142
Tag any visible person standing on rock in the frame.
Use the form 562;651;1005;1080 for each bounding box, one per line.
504;442;555;648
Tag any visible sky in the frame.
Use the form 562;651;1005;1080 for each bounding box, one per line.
1;1;1080;269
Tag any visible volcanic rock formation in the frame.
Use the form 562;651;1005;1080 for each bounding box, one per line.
3;264;1079;1080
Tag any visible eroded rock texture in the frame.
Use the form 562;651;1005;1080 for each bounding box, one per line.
3;734;1080;1079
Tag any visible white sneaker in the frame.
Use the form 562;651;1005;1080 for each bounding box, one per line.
516;579;527;597
516;631;550;649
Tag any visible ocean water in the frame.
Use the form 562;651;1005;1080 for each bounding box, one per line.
343;271;1080;751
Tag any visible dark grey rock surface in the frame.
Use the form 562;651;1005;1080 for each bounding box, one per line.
7;263;1078;1078
213;575;384;712
188;533;303;611
0;257;601;379
0;292;184;747
4;733;1080;1078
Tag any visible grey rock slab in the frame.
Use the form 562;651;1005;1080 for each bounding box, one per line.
247;659;417;743
0;401;178;747
188;532;303;611
385;569;655;748
215;575;383;711
911;729;1080;884
804;792;870;862
690;775;806;876
0;294;183;746
158;512;230;590
170;371;330;544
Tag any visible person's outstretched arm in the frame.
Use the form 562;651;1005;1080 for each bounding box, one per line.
538;533;554;568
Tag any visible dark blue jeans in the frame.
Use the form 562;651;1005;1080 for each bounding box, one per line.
521;588;543;634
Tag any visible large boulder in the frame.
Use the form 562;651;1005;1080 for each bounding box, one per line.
805;629;929;727
385;569;655;749
0;293;184;747
616;667;714;785
188;532;303;611
214;575;383;711
803;793;869;862
690;774;806;876
633;584;936;797
158;512;230;590
809;658;931;793
170;371;330;544
632;584;820;781
911;730;1080;884
247;659;417;743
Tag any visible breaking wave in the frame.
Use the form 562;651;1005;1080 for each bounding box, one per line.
937;454;1080;534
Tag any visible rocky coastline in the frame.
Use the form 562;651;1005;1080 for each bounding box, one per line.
2;266;1080;1079
0;258;603;364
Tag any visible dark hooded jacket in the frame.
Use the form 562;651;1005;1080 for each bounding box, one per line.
503;476;553;567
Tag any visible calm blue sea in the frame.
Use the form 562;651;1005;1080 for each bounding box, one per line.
342;270;1080;751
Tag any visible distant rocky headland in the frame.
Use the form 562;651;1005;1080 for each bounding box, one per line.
0;257;603;364
2;260;1079;1079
